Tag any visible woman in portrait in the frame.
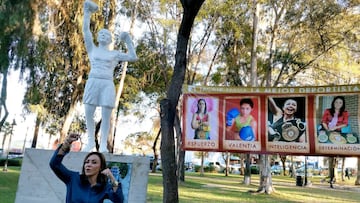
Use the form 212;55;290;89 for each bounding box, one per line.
318;96;355;144
267;97;306;142
320;96;349;132
226;98;257;141
191;99;211;140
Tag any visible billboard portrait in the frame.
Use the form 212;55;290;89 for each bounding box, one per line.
183;96;219;150
315;94;360;155
222;96;261;152
181;84;360;156
266;96;309;153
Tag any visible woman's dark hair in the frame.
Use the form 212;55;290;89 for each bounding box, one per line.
330;96;346;117
240;98;254;108
196;99;207;114
81;152;107;185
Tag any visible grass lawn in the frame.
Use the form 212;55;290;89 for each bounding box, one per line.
0;166;21;203
1;166;360;203
147;172;360;203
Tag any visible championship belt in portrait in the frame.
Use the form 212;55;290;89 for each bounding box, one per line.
281;119;306;142
197;123;210;139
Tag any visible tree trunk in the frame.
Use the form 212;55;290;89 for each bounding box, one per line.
280;155;287;176
200;152;205;176
263;0;287;87
240;155;245;175
160;1;204;202
109;0;139;152
160;99;178;203
1;132;6;151
355;157;360;185
178;149;186;181
225;152;230;176
0;68;9;131
31;115;41;148
246;0;258;186
244;154;251;185
329;157;335;187
341;157;345;181
175;114;186;182
60;102;76;142
109;62;128;152
250;0;259;86
151;129;161;173
290;156;295;178
254;154;274;194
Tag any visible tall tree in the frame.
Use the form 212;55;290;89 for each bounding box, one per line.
245;0;260;186
107;0;140;152
258;0;288;194
264;0;360;86
160;0;205;202
0;0;34;131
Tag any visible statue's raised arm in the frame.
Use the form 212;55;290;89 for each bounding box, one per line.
116;32;138;62
82;0;98;53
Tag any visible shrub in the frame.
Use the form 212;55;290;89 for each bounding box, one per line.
194;165;216;173
0;158;22;167
251;165;260;174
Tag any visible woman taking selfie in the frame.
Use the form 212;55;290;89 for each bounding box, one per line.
49;134;124;203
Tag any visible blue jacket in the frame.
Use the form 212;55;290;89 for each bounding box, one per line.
49;147;124;203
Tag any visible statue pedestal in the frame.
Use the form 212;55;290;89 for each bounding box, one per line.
15;148;149;203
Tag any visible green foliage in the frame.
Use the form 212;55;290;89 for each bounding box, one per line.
22;1;118;133
117;31;173;112
268;0;360;86
0;158;22;167
123;131;155;155
69;114;86;134
0;0;34;130
127;38;171;94
0;121;14;135
0;0;34;72
211;72;222;85
206;0;360;87
201;0;255;86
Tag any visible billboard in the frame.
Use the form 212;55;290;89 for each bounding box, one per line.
182;85;360;156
